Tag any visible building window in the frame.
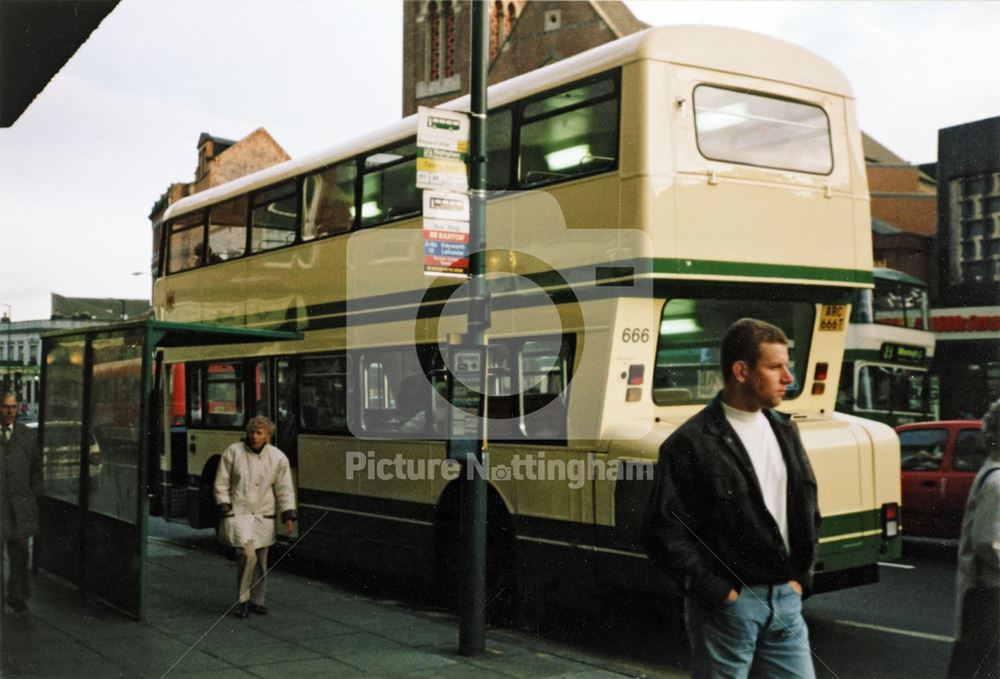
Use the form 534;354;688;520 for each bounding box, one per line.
949;173;1000;284
491;1;502;60
505;3;516;37
428;1;440;82
443;1;456;78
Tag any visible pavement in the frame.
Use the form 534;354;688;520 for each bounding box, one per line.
0;524;687;678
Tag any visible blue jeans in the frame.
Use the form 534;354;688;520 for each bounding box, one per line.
685;583;815;679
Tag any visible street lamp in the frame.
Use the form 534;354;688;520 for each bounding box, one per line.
0;302;11;394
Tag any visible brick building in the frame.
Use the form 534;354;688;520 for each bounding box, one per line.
861;133;938;291
929;116;1000;418
148;128;290;277
401;0;647;116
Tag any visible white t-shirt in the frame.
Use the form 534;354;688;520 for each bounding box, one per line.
722;401;790;553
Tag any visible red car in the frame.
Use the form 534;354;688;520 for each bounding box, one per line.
897;420;987;539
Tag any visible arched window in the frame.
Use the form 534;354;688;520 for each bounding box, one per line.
443;1;456;78
491;1;502;60
426;1;441;82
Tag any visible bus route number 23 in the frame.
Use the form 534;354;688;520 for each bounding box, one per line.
622;328;650;343
819;305;847;332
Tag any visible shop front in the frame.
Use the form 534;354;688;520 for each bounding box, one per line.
931;306;1000;419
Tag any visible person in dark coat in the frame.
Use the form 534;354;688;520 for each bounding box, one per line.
642;319;821;679
948;398;1000;679
1;393;43;613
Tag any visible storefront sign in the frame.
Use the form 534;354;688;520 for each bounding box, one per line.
931;306;1000;338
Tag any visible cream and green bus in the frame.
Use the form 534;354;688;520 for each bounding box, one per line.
838;267;937;426
152;25;901;621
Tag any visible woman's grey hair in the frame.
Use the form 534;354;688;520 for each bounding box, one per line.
246;415;275;437
982;399;1000;459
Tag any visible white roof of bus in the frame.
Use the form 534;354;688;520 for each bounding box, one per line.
163;24;851;220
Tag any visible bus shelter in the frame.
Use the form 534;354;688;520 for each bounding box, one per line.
36;320;300;620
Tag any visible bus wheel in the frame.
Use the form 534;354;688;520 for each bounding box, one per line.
485;497;516;627
190;456;221;532
434;485;516;627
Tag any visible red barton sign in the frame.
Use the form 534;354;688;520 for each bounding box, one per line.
422;191;470;277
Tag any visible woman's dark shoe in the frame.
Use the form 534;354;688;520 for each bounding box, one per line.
248;603;268;615
237;603;249;619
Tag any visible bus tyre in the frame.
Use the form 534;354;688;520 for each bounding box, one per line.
434;486;517;627
192;456;221;532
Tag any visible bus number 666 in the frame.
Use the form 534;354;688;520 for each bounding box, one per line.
622;328;650;343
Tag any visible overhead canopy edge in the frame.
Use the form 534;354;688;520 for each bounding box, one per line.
41;319;302;348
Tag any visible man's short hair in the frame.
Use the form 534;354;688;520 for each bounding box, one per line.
246;415;275;437
720;318;789;382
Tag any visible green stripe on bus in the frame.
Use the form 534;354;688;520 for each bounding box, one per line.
819;508;881;539
819;533;902;570
652;258;873;285
169;259;873;333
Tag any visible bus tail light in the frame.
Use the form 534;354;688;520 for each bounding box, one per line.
811;362;828;395
881;502;899;539
628;364;644;385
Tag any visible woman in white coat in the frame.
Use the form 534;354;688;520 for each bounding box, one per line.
214;415;297;618
949;399;1000;679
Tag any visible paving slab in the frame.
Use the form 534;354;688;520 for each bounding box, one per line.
1;529;686;678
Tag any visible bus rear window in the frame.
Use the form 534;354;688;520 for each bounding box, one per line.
653;298;814;405
693;85;832;175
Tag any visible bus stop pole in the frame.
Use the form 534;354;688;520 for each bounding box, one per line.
459;0;489;657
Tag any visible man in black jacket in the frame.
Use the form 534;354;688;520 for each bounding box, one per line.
642;318;820;678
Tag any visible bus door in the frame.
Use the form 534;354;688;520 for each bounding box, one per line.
245;356;297;465
274;357;298;467
168;363;188;486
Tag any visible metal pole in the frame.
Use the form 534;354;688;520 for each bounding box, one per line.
459;0;490;657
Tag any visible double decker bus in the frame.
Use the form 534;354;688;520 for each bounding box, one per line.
838;267;937;426
151;25;900;620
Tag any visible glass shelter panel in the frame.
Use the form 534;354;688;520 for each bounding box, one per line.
41;336;86;504
87;331;144;522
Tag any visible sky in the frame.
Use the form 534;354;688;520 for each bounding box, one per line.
1;0;997;321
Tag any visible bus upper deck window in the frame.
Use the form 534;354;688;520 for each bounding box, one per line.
518;75;619;187
693;85;832;175
208;195;248;262
362;141;420;227
167;213;205;274
251;182;299;254
302;161;357;240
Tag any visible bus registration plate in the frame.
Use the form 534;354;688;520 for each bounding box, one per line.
819;305;847;331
